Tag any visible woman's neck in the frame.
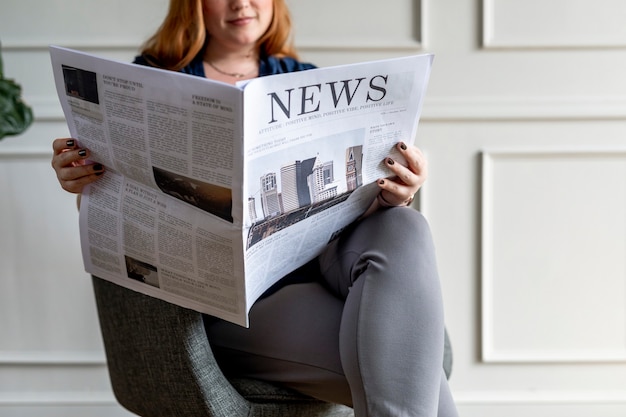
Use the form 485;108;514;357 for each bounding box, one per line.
203;43;260;84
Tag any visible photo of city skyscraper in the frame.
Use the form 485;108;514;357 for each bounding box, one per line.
246;129;364;248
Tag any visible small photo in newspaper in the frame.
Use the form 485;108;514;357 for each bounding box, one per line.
152;166;233;223
61;65;103;121
125;255;160;288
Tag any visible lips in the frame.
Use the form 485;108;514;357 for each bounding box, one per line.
228;16;255;25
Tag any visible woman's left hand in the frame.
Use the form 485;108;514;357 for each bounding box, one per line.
376;142;428;207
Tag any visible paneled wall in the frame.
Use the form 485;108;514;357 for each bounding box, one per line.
1;1;168;415
1;0;625;416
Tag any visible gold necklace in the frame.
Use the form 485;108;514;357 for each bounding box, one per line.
206;60;257;79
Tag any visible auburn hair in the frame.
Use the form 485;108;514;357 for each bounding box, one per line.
140;0;298;71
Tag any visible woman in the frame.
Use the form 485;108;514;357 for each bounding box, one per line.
51;0;458;416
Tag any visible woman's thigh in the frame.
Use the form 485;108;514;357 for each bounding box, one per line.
204;280;353;406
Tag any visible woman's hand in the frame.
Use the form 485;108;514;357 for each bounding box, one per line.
376;141;428;207
51;138;105;194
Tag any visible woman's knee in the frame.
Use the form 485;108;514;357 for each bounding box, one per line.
359;207;432;246
319;208;436;295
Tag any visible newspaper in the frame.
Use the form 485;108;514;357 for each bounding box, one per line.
50;46;433;327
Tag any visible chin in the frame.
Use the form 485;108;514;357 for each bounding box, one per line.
230;35;263;48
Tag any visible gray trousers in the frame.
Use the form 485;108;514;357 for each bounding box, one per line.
205;208;458;417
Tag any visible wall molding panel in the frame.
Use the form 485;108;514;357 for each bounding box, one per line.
0;392;116;405
290;0;424;50
454;391;626;417
0;393;134;417
2;40;424;53
483;0;626;48
424;96;626;121
0;351;105;366
1;40;142;52
297;40;423;53
3;0;425;52
481;150;626;363
25;96;626;124
455;390;626;405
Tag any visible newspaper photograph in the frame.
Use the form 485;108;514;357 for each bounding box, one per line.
50;46;433;326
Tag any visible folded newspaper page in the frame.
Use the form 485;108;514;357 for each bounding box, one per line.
50;46;433;326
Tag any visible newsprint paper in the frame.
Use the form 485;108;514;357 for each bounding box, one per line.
50;46;433;327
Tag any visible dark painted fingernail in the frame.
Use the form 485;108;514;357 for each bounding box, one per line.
93;163;103;171
379;179;385;185
66;139;75;147
78;149;87;157
386;158;395;165
400;142;407;150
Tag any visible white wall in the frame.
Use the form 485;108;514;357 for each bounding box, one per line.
1;0;625;416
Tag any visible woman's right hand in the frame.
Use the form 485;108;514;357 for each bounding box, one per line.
51;138;105;194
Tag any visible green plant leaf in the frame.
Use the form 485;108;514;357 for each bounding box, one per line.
0;44;34;140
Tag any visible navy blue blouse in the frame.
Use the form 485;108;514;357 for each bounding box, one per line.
134;46;316;78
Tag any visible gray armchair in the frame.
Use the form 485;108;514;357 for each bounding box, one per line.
92;276;452;417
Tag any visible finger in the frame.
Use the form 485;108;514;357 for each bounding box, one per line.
377;178;414;206
57;159;104;180
398;142;428;183
385;155;427;191
385;157;416;186
52;138;79;155
51;146;90;172
397;142;428;177
55;156;105;194
59;171;104;194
